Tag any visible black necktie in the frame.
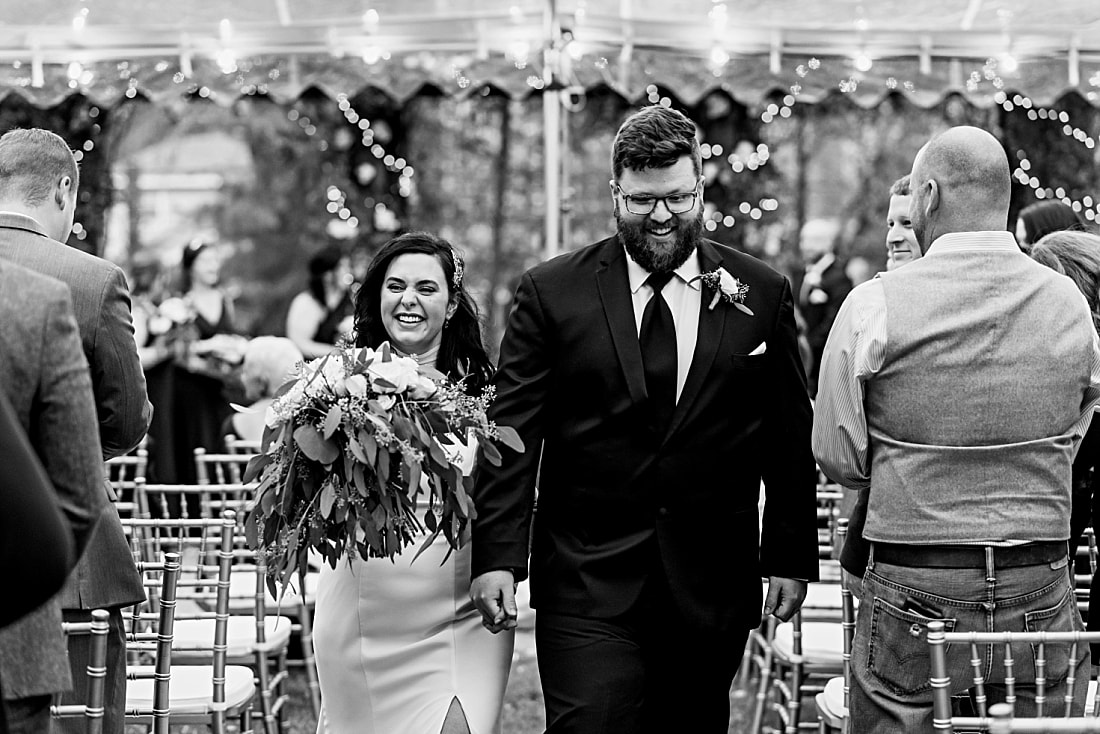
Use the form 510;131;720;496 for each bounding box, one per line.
640;271;677;434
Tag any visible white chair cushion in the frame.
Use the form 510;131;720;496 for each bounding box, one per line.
172;615;294;657
126;664;256;714
773;621;844;666
816;675;848;721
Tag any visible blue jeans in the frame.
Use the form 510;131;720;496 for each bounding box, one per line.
849;548;1089;733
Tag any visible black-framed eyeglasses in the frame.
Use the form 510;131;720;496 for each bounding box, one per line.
611;182;701;216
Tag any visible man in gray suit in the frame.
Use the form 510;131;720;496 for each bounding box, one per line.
0;128;151;733
813;126;1100;731
0;260;107;731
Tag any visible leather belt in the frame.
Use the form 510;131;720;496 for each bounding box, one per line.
872;541;1067;569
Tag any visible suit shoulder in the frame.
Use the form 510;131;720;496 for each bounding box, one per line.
0;259;71;298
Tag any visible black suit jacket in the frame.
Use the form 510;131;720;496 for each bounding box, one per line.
472;236;819;633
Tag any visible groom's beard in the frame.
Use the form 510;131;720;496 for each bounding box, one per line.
616;208;703;275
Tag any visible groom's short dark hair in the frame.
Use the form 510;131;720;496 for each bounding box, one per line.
611;105;700;180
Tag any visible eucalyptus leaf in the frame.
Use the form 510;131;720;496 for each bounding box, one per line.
319;482;337;518
495;425;525;453
294;424;340;464
244;452;272;483
481;440;503;467
323;405;343;439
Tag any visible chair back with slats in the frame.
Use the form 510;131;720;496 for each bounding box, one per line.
928;623;1100;733
223;435;261;456
195;447;255;485
106;446;148;518
51;608;111;734
122;514;257;733
133;479;253;524
989;702;1100;732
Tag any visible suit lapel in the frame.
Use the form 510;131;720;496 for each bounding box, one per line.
664;241;727;439
595;238;648;406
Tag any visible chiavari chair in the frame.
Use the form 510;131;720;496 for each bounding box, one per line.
50;608;111;734
105;443;148;519
927;622;1100;733
122;551;181;734
123;514;258;733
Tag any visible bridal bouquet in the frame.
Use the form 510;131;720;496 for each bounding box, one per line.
244;343;522;596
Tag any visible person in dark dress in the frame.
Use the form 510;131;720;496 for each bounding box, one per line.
285;245;355;359
160;240;246;488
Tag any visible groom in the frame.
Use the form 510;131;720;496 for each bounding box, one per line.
470;105;819;733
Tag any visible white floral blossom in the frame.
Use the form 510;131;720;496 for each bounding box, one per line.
367;356;420;394
304;355;347;398
410;375;437;400
345;374;369;397
691;266;754;315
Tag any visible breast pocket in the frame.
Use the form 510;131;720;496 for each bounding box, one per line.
729;353;767;371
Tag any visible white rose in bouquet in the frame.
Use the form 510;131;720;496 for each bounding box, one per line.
367;356;420;394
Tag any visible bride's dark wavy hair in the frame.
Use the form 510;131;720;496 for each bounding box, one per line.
353;231;493;393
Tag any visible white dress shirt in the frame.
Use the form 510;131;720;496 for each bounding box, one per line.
624;248;701;402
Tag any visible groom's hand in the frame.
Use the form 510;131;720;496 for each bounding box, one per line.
470;570;519;634
761;577;808;624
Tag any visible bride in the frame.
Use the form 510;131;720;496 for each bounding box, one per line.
313;232;514;734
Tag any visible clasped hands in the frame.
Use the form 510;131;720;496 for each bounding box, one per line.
470;570;519;634
470;571;808;633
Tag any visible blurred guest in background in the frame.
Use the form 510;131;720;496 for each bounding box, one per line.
844;256;873;287
224;336;302;445
1016;199;1087;251
792;217;852;396
0;128;148;734
161;238;247;484
286;245;355;359
1028;230;1100;662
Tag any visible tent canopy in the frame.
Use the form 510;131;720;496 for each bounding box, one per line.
0;0;1097;109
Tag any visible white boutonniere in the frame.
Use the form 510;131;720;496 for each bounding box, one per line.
692;267;754;315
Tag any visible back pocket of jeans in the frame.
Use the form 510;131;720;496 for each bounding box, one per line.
868;597;958;696
1022;588;1083;686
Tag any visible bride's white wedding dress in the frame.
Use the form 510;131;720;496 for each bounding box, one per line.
313;438;515;734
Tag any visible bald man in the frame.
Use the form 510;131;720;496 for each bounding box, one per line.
812;126;1100;731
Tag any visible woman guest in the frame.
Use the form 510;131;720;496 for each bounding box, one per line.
1028;230;1100;662
1016;200;1086;250
286;246;355;359
312;232;511;734
161;239;247;485
224;336;302;445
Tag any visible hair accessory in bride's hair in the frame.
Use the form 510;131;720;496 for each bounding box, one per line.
451;248;464;290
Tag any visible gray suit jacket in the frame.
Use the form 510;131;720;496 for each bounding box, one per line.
0;213;147;611
0;261;106;698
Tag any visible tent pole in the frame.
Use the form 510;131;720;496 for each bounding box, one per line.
543;0;561;259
